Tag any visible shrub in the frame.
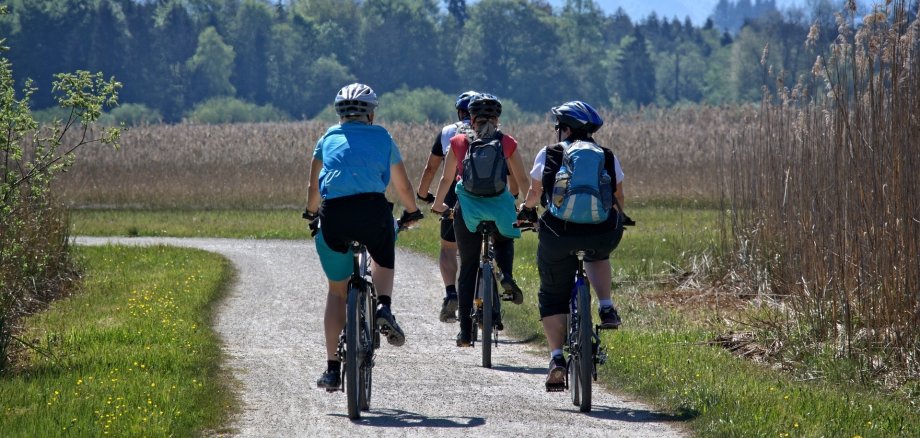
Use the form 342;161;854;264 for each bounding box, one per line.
185;97;290;124
103;103;163;126
1;34;120;373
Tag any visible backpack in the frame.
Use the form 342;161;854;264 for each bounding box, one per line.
547;140;614;224
461;132;507;197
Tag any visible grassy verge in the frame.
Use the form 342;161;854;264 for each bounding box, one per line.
0;245;235;437
68;206;920;436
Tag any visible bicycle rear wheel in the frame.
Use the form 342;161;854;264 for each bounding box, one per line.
480;264;494;368
359;287;374;411
576;283;593;412
345;287;361;419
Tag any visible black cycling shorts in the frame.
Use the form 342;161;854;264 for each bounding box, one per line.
319;193;396;270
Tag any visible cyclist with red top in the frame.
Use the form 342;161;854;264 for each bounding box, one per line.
431;93;530;347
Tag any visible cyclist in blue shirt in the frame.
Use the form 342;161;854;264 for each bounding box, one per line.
305;83;423;390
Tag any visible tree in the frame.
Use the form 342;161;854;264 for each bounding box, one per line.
558;0;609;105
230;0;274;104
359;0;442;92
608;28;656;109
447;0;468;27
187;26;236;103
456;0;562;111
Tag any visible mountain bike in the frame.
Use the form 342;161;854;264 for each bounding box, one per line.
515;221;613;413
470;220;508;369
563;249;608;412
339;239;378;419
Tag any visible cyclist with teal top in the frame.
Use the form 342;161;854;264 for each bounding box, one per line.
431;93;530;347
305;83;423;390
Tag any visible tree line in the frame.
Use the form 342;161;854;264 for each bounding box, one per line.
3;0;900;123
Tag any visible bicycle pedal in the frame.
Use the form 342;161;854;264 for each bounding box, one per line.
545;382;566;392
325;387;339;393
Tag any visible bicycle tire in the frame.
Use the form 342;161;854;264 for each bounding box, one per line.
345;287;361;419
568;313;580;407
480;264;493;368
577;283;593;412
359;287;374;411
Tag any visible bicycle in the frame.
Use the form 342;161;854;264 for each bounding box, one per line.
516;220;622;413
560;248;609;412
469;220;509;369
306;211;420;420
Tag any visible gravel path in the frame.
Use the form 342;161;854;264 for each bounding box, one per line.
75;237;687;437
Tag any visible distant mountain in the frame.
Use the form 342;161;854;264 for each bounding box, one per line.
533;0;876;27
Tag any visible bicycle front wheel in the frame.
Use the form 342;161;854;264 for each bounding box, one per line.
480;265;494;368
345;287;361;419
576;283;593;412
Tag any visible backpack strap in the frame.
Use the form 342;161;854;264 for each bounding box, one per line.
540;142;567;208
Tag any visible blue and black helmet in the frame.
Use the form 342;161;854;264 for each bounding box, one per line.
468;93;502;118
551;101;603;133
455;90;478;111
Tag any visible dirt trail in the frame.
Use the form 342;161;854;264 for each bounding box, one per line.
75;237;687;437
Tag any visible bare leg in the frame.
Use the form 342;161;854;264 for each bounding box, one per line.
439;240;458;288
323;280;348;360
542;314;567;352
585;259;612;302
371;262;394;297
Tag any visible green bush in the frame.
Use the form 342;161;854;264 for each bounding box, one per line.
310;87;539;124
185;97;290;124
102;103;163;126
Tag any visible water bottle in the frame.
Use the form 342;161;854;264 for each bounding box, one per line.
552;165;570;208
599;170;613;207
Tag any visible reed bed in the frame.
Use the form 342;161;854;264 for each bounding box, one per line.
728;2;920;384
57;107;748;208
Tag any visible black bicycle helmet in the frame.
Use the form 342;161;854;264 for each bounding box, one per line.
334;83;378;117
467;93;502;119
551;100;603;133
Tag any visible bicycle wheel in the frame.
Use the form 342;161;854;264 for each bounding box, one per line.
568;312;581;407
576;283;593;412
359;287;374;411
480;264;494;368
345;287;361;419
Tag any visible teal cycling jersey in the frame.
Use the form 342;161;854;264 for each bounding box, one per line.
313;122;402;199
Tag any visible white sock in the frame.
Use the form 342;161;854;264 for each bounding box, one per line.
599;299;614;309
551;349;563;359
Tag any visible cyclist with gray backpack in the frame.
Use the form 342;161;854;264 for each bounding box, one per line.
515;101;629;387
430;93;530;347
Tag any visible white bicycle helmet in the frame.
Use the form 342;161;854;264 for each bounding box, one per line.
334;83;378;116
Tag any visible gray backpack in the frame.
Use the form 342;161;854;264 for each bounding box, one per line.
461;132;507;197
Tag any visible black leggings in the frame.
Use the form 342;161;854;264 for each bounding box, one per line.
453;203;514;333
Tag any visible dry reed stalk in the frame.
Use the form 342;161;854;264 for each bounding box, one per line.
57;108;747;208
728;1;919;383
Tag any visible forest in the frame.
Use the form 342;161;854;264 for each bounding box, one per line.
6;0;913;123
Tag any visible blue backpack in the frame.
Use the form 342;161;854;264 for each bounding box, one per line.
548;141;613;224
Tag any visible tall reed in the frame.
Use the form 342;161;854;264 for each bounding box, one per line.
58;107;746;208
728;1;919;383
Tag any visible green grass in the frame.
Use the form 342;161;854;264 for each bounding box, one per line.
0;245;235;437
70;209;309;239
66;206;920;436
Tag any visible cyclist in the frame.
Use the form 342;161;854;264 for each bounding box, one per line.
516;101;626;387
430;93;530;347
414;91;476;323
305;83;423;390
